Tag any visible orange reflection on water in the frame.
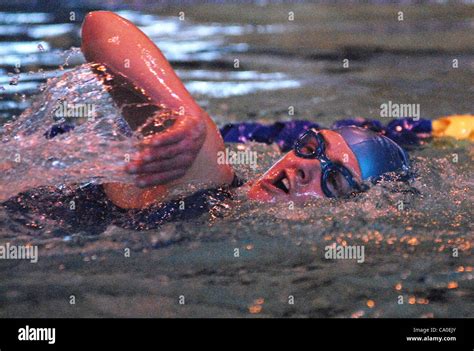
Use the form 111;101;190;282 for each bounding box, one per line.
249;305;262;314
416;298;429;305
447;281;458;289
249;298;264;314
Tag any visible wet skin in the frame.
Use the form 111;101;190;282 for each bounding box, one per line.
81;11;234;208
247;129;362;203
81;11;362;208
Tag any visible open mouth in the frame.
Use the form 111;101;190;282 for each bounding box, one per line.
271;171;290;194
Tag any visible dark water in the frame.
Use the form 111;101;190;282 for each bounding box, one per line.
0;3;473;317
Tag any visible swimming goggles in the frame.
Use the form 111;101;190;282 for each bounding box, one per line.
294;128;361;198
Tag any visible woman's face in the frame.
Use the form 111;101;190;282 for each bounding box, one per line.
247;129;362;202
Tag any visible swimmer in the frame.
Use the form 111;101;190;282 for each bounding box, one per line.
79;11;473;209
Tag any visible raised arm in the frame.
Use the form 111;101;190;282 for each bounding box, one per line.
81;11;233;208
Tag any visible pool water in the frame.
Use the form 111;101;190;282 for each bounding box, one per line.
0;3;472;317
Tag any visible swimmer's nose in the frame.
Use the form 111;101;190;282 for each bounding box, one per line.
294;159;319;186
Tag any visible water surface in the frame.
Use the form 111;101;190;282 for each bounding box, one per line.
0;3;472;317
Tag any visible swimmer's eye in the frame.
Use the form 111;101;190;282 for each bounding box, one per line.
325;169;353;197
297;133;320;156
300;144;316;154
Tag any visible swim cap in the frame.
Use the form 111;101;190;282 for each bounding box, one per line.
335;126;410;181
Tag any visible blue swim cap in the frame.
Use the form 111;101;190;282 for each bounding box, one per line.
335;126;410;181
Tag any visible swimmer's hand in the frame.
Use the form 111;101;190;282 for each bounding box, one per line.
125;114;206;188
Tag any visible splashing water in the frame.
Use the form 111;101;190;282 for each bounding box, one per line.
0;63;154;201
0;5;473;318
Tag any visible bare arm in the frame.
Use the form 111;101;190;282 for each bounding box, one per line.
80;11;233;209
82;11;232;192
